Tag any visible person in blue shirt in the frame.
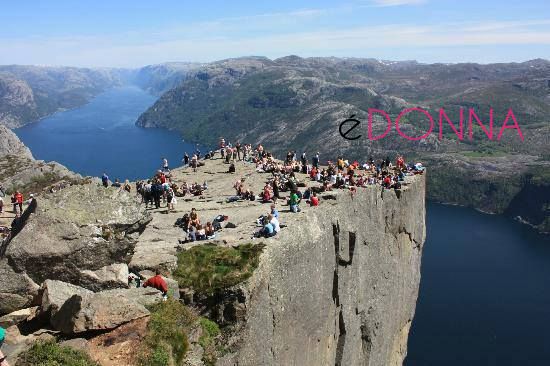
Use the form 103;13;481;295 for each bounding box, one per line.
270;204;279;220
101;173;109;187
262;220;275;238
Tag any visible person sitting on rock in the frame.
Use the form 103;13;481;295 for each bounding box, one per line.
261;215;275;238
205;222;216;239
196;224;206;240
309;192;319;207
270;213;280;235
289;190;301;213
189;208;200;228
143;270;169;297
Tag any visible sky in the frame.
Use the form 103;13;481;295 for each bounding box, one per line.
1;0;549;68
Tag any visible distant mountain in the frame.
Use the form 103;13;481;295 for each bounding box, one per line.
0;65;129;128
132;62;203;95
136;55;550;232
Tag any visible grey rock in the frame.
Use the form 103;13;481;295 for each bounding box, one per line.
44;283;161;334
226;174;426;366
0;125;32;158
6;184;152;286
40;279;93;318
79;263;129;291
0;259;39;315
0;306;38;328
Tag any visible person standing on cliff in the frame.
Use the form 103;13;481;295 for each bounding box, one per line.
236;141;242;161
162;157;169;172
12;191;23;214
313;152;320;169
101;172;109;187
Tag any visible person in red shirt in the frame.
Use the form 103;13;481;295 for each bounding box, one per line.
13;191;23;214
309;192;319;207
143;270;169;296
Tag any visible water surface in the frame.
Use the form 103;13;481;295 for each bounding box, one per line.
406;203;550;366
16;86;202;181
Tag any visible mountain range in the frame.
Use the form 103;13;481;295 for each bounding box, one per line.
0;56;548;232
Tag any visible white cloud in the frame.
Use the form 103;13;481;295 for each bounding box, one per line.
0;10;549;67
368;0;427;7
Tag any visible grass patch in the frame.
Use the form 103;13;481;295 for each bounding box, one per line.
199;317;221;366
173;243;265;295
140;299;197;366
17;340;98;366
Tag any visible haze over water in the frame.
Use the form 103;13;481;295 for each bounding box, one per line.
14;86;550;365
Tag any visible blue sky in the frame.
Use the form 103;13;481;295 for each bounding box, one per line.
1;0;549;67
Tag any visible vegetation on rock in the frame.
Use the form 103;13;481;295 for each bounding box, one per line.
140;299;196;366
18;340;99;366
173;243;265;294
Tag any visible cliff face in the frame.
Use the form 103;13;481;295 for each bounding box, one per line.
222;175;426;366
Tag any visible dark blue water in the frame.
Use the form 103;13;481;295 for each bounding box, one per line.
15;86;202;181
14;87;550;364
406;203;550;366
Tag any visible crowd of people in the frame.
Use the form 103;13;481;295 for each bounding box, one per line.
98;138;424;244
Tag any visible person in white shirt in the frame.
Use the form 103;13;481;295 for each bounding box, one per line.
270;214;280;234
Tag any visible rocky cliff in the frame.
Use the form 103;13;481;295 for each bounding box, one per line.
218;172;425;366
0;133;426;365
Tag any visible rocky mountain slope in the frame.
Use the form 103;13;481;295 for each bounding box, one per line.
136;56;550;232
0;65;129;128
0;130;426;365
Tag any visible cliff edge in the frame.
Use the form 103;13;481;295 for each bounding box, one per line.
219;172;426;366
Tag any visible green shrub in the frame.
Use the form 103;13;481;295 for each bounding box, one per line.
140;299;196;366
17;340;98;366
198;318;221;366
173;243;265;295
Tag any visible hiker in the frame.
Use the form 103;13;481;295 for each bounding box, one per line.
112;178;122;188
0;326;9;366
162;157;169;171
196;224;206;240
123;180;131;193
0;195;3;214
167;187;176;212
205;222;215;239
312;152;320;169
182;152;190;166
261;215;275;238
101;173;109;187
270;213;280;235
143;269;169;298
309;192;319;207
270;204;279;221
151;180;163;209
289;190;301;213
12;191;23;214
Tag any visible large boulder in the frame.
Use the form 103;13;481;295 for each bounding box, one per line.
40;279;93;318
40;280;162;334
6;184;151;287
79;263;129;291
0;307;38;328
0;259;39;315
